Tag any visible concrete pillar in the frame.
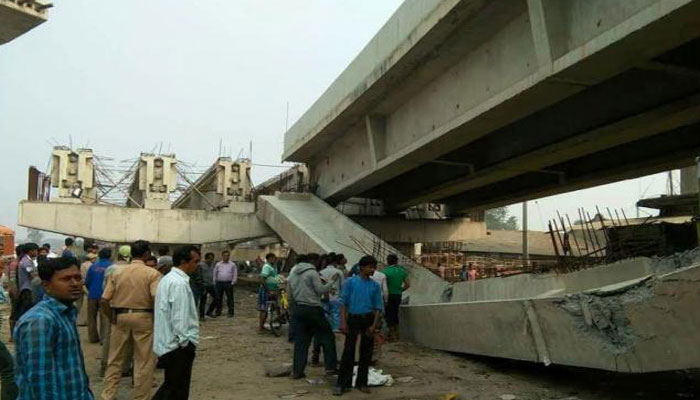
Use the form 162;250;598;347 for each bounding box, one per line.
50;147;96;203
681;166;699;194
129;153;178;209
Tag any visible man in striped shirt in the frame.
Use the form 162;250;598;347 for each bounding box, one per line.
16;243;39;322
14;255;93;400
212;250;237;317
153;245;201;400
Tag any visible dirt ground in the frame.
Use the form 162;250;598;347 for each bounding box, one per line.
3;291;700;400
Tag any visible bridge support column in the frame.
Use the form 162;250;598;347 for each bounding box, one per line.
681;165;699;194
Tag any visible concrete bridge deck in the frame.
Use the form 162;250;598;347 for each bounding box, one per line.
284;0;700;212
18;200;271;244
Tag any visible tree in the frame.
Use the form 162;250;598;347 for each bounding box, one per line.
485;207;518;230
26;228;44;244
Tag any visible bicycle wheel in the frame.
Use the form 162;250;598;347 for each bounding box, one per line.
267;302;281;337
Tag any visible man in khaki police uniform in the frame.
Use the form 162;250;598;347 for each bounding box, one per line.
101;240;161;400
100;245;133;377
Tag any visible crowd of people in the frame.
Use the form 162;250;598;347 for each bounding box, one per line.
279;251;410;396
438;262;479;281
0;238;413;399
0;239;228;400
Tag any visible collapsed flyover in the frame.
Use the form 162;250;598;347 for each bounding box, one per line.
15;0;700;373
279;0;700;372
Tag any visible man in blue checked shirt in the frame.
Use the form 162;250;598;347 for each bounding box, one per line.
14;256;94;400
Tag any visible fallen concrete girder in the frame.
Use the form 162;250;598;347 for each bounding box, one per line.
18;200;272;244
257;193;449;304
401;253;700;372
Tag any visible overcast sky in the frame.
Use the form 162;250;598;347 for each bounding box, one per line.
0;1;676;238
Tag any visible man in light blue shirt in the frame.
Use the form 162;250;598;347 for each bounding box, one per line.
153;245;201;400
339;263;383;316
334;255;383;396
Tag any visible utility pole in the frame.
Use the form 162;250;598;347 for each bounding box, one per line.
522;201;529;266
285;101;290;132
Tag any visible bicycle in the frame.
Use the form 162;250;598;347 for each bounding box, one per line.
266;290;287;336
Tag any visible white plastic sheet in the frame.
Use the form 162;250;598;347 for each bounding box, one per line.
352;366;394;387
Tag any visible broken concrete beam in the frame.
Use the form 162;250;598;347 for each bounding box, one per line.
257;193;449;304
401;261;700;372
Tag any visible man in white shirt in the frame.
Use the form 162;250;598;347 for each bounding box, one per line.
153;245;201;400
370;266;389;365
319;253;344;332
438;262;446;279
371;268;389;304
312;253;345;366
42;243;59;259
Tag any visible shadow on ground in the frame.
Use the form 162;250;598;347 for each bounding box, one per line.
457;353;700;400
